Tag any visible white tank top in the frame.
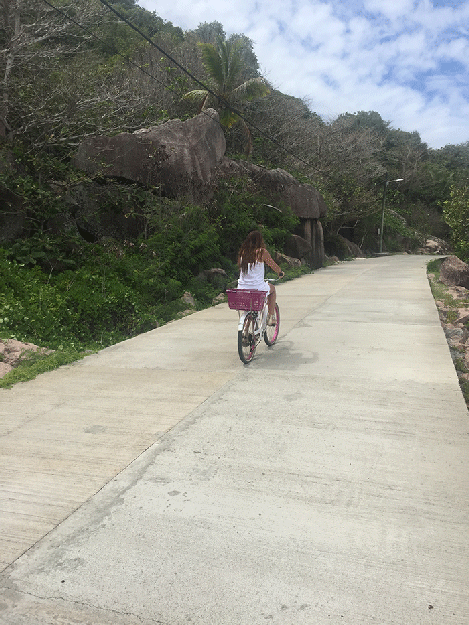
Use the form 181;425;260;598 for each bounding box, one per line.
238;261;269;292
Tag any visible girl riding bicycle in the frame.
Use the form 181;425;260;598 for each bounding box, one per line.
237;230;284;325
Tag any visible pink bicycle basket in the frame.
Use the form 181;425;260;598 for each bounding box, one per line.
226;289;266;311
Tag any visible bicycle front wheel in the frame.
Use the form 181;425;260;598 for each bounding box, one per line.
264;303;280;346
238;313;257;364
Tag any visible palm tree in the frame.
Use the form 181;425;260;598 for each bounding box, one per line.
184;37;270;155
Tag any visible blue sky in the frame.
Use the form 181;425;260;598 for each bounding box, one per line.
137;0;469;148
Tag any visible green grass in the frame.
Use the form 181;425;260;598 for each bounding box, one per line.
426;258;444;274
0;347;97;389
267;264;313;282
460;379;469;405
0;261;314;389
454;356;468;374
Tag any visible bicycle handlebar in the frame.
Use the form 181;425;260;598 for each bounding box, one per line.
267;273;284;283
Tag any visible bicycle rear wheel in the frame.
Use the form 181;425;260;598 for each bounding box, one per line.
238;313;257;364
264;303;280;346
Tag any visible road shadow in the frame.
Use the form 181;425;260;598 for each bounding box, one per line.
247;339;318;371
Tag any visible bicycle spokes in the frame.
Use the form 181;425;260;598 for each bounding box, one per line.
264;303;280;346
238;314;257;364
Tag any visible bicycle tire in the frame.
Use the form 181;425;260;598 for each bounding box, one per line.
238;313;257;364
264;303;280;346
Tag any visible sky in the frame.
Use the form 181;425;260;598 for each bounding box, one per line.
136;0;469;149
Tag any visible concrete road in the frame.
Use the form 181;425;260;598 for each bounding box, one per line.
1;255;468;624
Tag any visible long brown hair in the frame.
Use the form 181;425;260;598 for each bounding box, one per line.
238;230;265;273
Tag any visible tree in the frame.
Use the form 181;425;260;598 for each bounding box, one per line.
1;0;70;138
226;33;259;80
0;0;111;143
443;184;469;262
436;142;469;171
190;21;225;44
0;0;189;148
183;37;269;155
335;111;391;137
235;90;324;167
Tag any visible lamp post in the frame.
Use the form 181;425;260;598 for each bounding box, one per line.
379;176;404;253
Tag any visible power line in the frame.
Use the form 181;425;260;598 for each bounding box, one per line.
95;0;311;167
40;0;312;169
40;0;246;154
40;0;172;92
98;0;229;109
40;0;253;159
39;0;235;136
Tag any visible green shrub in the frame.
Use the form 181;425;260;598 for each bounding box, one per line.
210;178;299;261
324;233;351;260
426;258;444;274
443;185;469;263
0;175;304;377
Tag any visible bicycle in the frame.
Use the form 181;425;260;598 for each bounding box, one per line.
226;282;280;364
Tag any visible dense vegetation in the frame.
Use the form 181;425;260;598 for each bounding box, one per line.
1;0;468;373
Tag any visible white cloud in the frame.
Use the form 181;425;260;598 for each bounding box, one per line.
136;0;469;148
363;0;417;20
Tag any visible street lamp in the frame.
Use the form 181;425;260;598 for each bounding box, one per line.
379;176;404;253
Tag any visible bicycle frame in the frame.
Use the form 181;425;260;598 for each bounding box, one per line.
237;296;268;341
227;286;280;363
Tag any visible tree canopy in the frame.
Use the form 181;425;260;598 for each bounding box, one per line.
183;37;269;154
0;1;467;255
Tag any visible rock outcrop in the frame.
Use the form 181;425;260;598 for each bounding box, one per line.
72;110;329;267
440;255;469;289
197;268;228;291
0;339;53;378
284;234;313;263
216;158;327;220
338;235;365;258
74;109;226;199
272;251;303;268
216;159;327;267
420;237;451;255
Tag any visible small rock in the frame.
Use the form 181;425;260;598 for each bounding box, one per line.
197;268;228;290
440;256;469;289
273;250;302;268
181;292;196;307
456;310;469;326
212;293;225;305
177;309;195;318
448;328;463;338
0;362;12;377
424;237;450;254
